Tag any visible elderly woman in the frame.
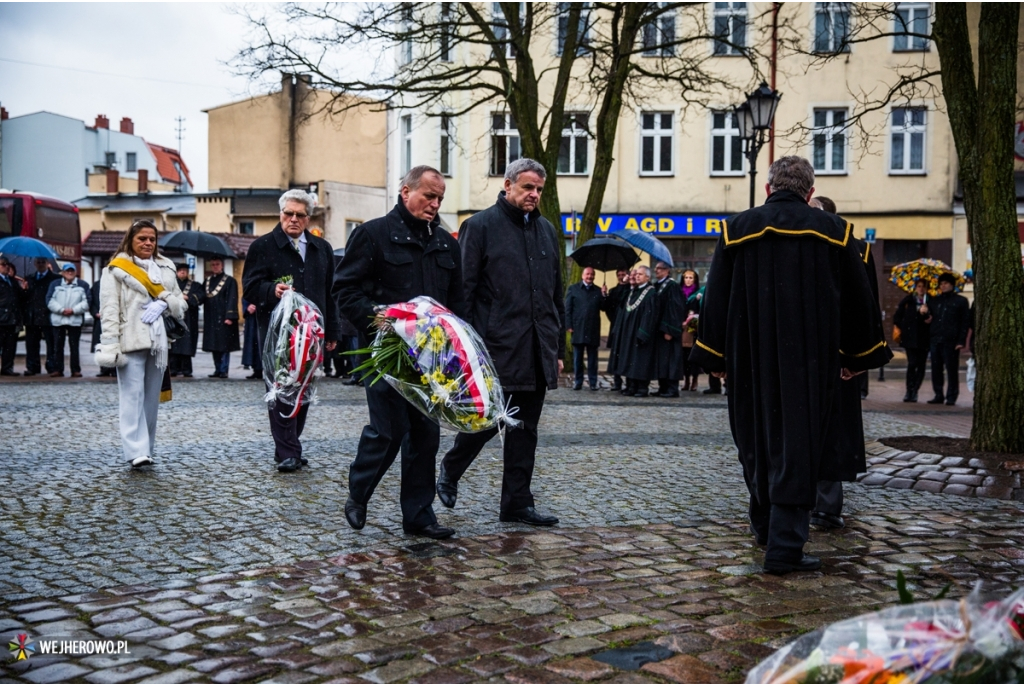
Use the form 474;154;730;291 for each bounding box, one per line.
95;221;187;468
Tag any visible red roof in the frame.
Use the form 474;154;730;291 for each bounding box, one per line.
146;142;193;188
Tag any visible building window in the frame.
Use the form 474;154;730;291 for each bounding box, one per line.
238;221;254;235
401;115;413;175
492;2;523;58
400;3;414;64
811;109;847;174
894;2;929;51
105;152;116;167
439;3;453;61
558;113;589;175
181;219;193;231
126;152;137;173
346;220;362;233
642;3;675;56
814;3;851;53
710;111;743;175
490;113;521;176
439;115;454;177
890;107;926;174
640;112;674;176
713;2;747;55
556;2;590;56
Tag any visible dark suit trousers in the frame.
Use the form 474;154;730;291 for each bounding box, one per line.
53;325;82;374
441;386;546;514
0;325;16;373
268;398;310;463
25;325;55;373
349;379;439;528
572;343;599;388
905;346;928;396
749;495;810;564
169;354;193;375
930;341;960;402
814;481;844;516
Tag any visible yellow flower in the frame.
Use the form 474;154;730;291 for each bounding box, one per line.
414;332;428;349
431;370;448;385
420;374;430;385
484;376;494;392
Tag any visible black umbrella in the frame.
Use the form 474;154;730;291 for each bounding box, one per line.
159;231;235;259
569;237;639;273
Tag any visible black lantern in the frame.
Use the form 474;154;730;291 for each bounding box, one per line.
748;82;781;131
734;81;782;208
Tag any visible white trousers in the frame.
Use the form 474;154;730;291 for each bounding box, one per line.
117;350;162;462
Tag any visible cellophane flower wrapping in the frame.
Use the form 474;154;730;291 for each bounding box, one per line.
746;587;1024;684
262;289;325;418
360;296;515;434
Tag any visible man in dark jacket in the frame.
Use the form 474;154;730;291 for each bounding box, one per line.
653;261;685;397
23;257;59;376
601;269;630;391
244;190;342;473
926;272;970;405
435;158;565;527
565;266;605;391
89;274;117;377
0;256;24;375
202;257;240;378
334;166;463;539
893;279;931;402
608;266;659;396
170;264;203;378
690;156;891;575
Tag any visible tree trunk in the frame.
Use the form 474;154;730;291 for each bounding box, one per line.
934;3;1024;452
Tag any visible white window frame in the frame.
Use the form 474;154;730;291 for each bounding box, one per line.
400;3;414;65
813;2;851;54
492;2;525;59
401;115;413;175
490;113;521;176
638;110;675;177
709;110;745;176
439;114;454;177
557;112;590;176
810;107;849;175
439;2;454;62
642;2;676;56
889;106;927;175
712;2;747;56
893;2;930;52
181;219;193;232
556;2;590;56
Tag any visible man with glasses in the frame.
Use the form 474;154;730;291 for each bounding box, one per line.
243;189;342;473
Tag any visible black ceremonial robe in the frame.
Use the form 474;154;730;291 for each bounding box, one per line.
608;282;658;380
171;277;204;357
202;272;241;353
602;283;630;351
653;277;685;381
689;190;891;509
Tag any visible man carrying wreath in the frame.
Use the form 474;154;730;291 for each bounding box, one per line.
243;189;342;473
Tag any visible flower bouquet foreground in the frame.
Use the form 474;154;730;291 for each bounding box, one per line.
350;297;519;434
746;587;1024;684
262;286;325;418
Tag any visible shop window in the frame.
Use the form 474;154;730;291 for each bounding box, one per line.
811;108;847;174
713;2;747;55
711;111;744;175
558;113;589;175
668;238;717;281
642;2;676;56
814;2;851;54
640;112;674;176
882;239;927;266
490;113;521;176
894;2;930;52
890;107;926;174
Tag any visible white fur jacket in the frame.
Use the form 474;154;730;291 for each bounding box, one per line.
94;253;187;367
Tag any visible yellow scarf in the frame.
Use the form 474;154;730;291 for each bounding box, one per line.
109;257;165;299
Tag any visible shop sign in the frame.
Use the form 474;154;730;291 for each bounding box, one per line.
562;213;729;237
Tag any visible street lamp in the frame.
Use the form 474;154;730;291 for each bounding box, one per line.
733;81;782;208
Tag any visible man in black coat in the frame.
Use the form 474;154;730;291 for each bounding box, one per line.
608;266;658;396
653;261;685;397
334;166;463;540
202;257;240;378
601;269;631;391
23;257;59;376
244;190;343;473
564;266;605;391
0;256;25;375
435;158;565;527
170;263;204;378
893;279;932;402
690;156;891;575
926;272;970;405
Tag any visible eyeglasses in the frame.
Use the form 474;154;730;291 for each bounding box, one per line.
282;211;308;219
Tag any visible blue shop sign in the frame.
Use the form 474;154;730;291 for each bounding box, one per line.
561;213;729;237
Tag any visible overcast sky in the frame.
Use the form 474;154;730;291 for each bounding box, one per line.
0;3;266;192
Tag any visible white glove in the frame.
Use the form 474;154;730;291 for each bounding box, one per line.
140;300;168;324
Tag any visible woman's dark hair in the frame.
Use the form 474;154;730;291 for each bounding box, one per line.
115;220;159;258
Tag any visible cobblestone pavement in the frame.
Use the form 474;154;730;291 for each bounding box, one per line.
3;379;1022;683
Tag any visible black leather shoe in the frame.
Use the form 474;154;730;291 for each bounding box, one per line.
945;399;956;406
926;396;945;404
633;391;649;397
403;522;455;539
749;524;767;546
810;512;845;530
500;507;559;526
902;393;914;402
436;465;458;509
764;555;822;575
345;497;366;530
23;371;38;376
573;384;582;391
246;372;261;379
277;457;302;473
589;386;599;391
702;387;720;395
208;372;220;378
342;377;361;386
658;391;679;398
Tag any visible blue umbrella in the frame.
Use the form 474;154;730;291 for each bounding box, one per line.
609;230;673;267
0;236;60;260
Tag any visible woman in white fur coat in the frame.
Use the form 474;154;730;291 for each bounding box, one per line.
95;221;187;467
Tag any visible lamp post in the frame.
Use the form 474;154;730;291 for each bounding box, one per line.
734;81;781;208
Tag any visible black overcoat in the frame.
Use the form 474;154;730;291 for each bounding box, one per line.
564;282;604;346
653;277;685;380
893;293;931;350
0;275;24;327
458;193;565;392
244;225;344;355
333;201;465;342
689;190;892;508
929;291;970;346
171;277;204;356
602;283;630;349
202;272;240;353
607;283;658;380
25;270;59;326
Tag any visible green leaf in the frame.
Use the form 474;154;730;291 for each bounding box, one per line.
896;570;915;604
933;584;952;601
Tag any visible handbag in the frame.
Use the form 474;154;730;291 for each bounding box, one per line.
163;312;189;343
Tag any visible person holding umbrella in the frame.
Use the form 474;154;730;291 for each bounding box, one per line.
564;266;605;391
